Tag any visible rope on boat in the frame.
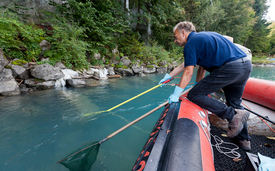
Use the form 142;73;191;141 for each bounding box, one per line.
211;134;241;159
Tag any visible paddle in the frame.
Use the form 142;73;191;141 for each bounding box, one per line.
57;86;193;171
83;78;174;117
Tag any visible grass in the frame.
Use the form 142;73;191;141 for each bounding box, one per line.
252;53;275;64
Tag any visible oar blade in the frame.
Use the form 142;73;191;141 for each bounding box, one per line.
60;141;100;171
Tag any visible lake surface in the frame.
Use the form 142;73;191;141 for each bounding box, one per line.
0;67;275;171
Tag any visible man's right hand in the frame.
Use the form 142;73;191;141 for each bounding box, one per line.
158;73;172;87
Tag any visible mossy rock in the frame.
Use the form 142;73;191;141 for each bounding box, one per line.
147;65;154;68
122;66;129;69
4;65;12;69
11;59;27;66
110;64;115;67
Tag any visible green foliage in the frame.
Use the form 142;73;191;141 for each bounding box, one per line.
49;0;129;55
42;12;90;69
0;11;44;61
146;65;154;68
246;0;271;52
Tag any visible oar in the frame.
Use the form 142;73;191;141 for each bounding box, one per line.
83;78;174;117
57;87;193;171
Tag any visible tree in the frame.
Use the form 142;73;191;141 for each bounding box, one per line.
245;0;271;52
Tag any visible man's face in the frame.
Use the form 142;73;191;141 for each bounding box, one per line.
174;29;187;47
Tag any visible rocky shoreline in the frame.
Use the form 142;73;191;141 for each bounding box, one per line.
0;47;179;96
1;45;275;96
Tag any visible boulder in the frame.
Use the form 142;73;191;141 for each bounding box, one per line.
107;66;115;75
11;64;28;79
54;62;67;69
115;68;134;76
94;53;101;60
143;67;156;74
39;40;51;51
30;63;65;81
157;66;167;73
120;57;131;67
66;79;86;87
159;60;168;66
61;69;79;80
86;68;95;75
132;64;143;74
0;69;20;96
0;48;9;73
25;79;55;90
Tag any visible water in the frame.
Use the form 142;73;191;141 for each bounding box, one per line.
0;67;275;171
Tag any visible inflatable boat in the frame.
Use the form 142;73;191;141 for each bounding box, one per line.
132;77;275;171
132;93;215;171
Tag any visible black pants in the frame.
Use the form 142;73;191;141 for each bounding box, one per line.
187;58;252;140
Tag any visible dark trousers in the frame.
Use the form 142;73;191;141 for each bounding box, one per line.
187;58;252;140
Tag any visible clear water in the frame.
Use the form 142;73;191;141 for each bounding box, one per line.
0;67;274;171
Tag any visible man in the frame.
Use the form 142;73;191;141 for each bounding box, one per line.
159;21;252;150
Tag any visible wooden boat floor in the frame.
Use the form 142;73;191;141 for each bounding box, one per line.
210;124;275;171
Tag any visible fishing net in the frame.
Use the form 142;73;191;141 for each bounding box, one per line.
60;141;100;171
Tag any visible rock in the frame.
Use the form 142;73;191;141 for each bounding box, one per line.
157;66;167;73
94;53;101;60
25;79;55;90
167;63;173;72
86;68;95;75
112;46;119;56
30;63;65;81
19;84;29;94
107;66;115;75
0;69;20;96
92;68;108;78
143;67;156;74
120;57;131;67
61;69;79;80
159;60;168;66
41;58;49;62
0;48;9;73
85;79;101;87
132;64;143;74
138;72;146;77
115;68;134;76
11;64;28;79
39;40;51;51
171;61;178;66
54;62;67;69
66;79;86;87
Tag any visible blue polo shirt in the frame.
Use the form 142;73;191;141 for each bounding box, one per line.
184;31;246;71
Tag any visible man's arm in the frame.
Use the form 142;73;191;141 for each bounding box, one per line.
169;62;185;77
178;65;194;89
196;66;206;82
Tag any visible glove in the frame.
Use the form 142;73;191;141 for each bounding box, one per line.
168;86;184;104
158;73;172;87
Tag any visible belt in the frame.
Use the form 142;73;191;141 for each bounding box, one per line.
226;57;250;64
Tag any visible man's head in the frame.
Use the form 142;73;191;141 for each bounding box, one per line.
173;21;196;47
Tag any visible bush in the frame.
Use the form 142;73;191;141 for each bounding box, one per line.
42;12;90;69
0;11;45;61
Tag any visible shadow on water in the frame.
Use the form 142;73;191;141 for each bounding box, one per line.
0;67;274;171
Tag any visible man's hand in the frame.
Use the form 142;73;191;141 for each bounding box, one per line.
158;73;172;87
168;86;184;103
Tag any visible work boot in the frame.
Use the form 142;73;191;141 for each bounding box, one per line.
237;140;251;151
227;109;250;138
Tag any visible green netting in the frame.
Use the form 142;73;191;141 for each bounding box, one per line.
60;141;100;171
